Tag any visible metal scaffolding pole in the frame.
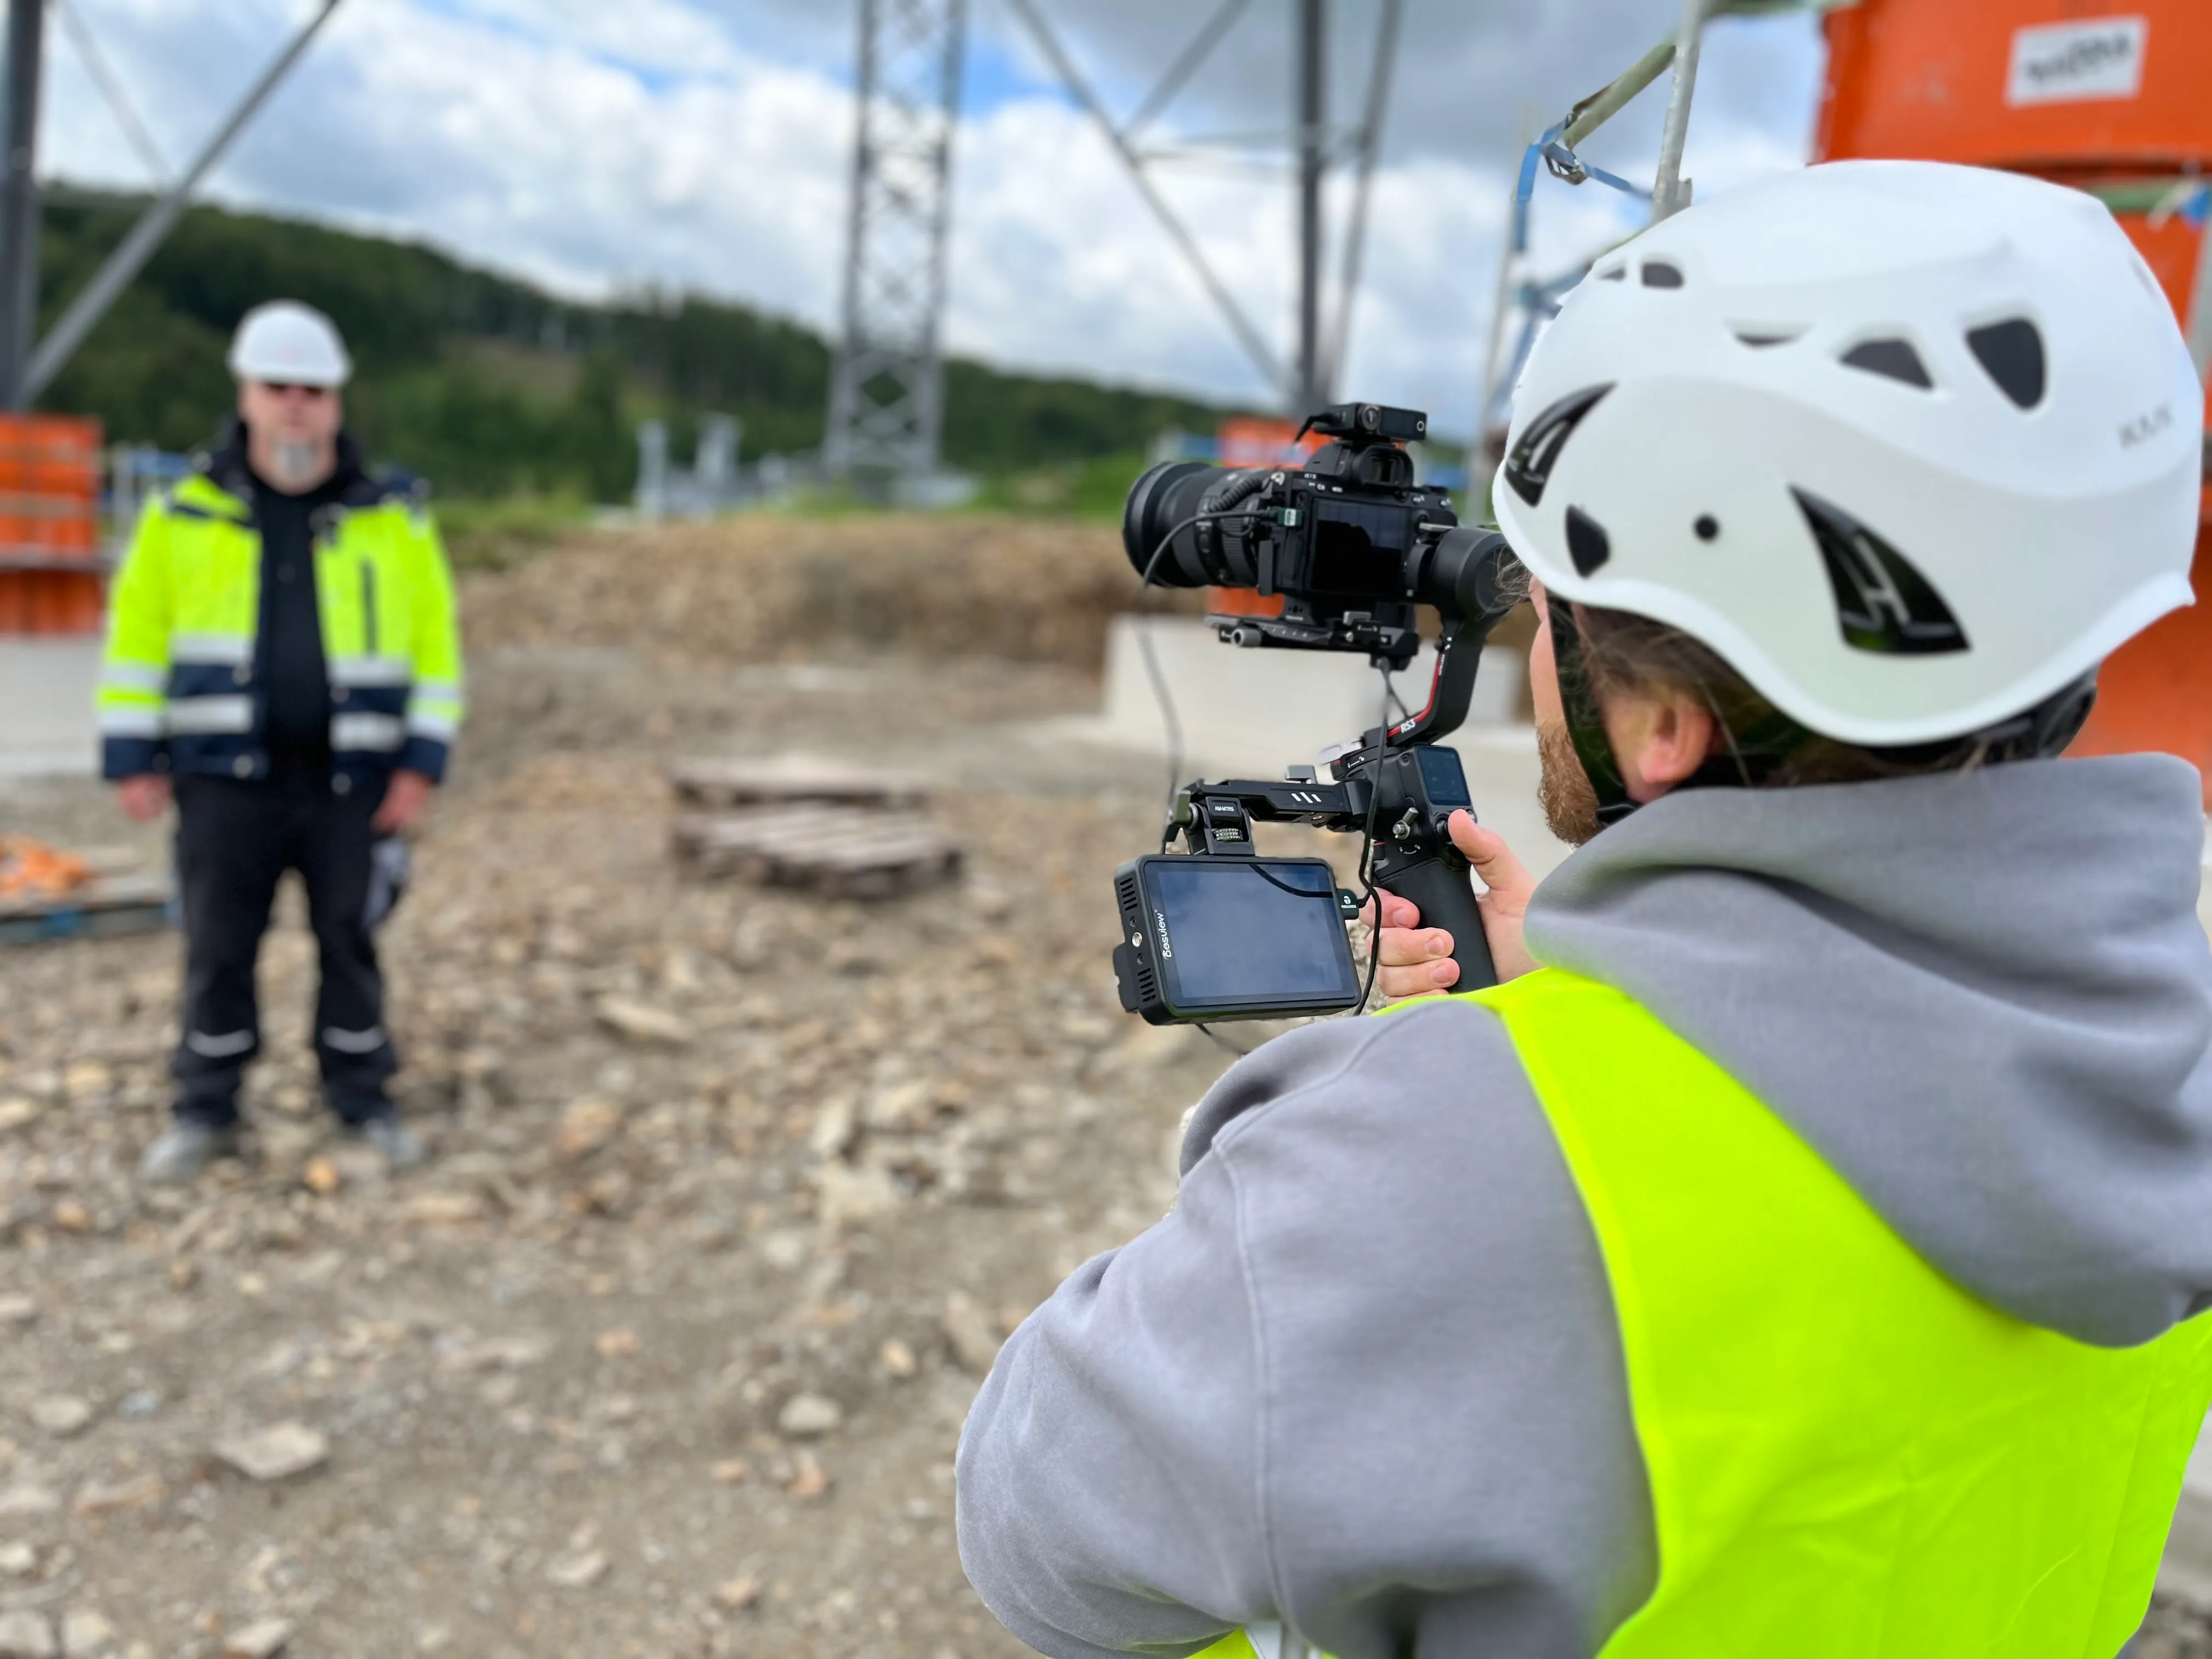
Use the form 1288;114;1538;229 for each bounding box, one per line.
1293;0;1325;417
0;0;45;409
1651;0;1709;219
823;0;967;487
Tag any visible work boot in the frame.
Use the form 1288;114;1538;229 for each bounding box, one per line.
139;1121;242;1186
357;1115;428;1173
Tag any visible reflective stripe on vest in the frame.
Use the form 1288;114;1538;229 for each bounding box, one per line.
1195;970;2212;1658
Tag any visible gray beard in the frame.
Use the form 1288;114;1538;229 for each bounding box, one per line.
264;439;324;491
1537;718;1605;847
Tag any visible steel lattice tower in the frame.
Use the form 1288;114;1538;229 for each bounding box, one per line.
823;0;966;485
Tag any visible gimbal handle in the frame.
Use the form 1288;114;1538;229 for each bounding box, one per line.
1372;844;1497;993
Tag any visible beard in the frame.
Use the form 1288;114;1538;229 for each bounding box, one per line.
264;438;325;492
1537;718;1605;847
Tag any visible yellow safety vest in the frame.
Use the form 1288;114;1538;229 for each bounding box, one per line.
97;467;464;788
1198;968;2212;1657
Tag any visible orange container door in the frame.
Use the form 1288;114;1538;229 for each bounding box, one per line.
1820;1;2212;174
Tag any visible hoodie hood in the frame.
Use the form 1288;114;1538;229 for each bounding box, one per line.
1525;752;2212;1347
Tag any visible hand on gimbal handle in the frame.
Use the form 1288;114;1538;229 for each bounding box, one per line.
1369;811;1541;1001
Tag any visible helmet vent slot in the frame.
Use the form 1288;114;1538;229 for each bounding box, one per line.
1965;319;2046;410
1503;383;1611;509
1792;489;1968;656
1565;507;1611;577
1640;261;1684;289
1839;338;1933;389
1597;264;1627;282
1733;328;1803;348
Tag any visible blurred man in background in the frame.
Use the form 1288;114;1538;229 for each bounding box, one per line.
98;300;465;1184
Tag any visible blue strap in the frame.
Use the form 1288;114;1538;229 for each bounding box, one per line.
1544;142;1649;198
1511;121;1567;254
1514;119;1652;252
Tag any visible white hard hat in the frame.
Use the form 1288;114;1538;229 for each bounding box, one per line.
228;299;351;388
1493;159;2202;746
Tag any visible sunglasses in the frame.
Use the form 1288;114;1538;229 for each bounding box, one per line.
260;382;333;398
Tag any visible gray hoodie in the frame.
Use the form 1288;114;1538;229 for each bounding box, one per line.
956;754;2212;1659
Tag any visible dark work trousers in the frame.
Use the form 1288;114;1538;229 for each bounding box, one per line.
171;771;398;1126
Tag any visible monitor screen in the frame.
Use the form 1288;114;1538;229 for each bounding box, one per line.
1143;858;1361;1012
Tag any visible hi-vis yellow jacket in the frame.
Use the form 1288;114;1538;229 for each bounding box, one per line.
98;448;462;790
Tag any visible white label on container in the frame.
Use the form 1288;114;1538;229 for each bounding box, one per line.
2006;16;2148;106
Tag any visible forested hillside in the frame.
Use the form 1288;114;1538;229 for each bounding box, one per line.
33;189;1232;499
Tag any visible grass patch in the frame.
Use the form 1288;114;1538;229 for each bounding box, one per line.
437;493;597;572
970;453;1149;520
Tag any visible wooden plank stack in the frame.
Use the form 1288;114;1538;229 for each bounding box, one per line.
669;754;960;900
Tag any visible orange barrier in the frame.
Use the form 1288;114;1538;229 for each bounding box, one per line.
0;414;105;636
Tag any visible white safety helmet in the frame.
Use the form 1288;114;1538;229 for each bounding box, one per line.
1493;159;2202;746
228;300;352;388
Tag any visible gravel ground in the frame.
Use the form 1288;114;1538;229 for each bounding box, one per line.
3;517;2202;1658
0;517;1272;1659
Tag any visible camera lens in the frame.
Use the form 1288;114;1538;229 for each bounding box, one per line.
1122;460;1228;588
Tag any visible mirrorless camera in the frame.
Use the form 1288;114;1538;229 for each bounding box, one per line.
1113;403;1524;1025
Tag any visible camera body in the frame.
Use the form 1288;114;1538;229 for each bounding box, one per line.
1124;403;1457;665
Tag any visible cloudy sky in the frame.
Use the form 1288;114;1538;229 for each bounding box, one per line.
38;0;1829;430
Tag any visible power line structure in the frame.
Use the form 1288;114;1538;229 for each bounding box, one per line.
0;0;46;406
51;0;170;188
0;0;342;410
822;0;968;488
1006;0;1402;420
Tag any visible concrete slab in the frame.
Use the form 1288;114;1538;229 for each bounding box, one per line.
0;637;99;778
1060;615;1525;782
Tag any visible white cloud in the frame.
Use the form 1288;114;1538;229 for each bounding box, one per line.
34;0;1824;433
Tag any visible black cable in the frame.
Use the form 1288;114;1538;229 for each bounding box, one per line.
1351;664;1393;1012
1245;861;1336;899
1194;1022;1253;1058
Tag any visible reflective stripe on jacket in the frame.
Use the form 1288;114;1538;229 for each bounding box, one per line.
98;460;464;786
1199;966;2212;1658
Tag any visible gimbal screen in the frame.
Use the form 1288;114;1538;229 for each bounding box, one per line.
1146;859;1359;1011
1415;744;1471;810
1310;498;1412;597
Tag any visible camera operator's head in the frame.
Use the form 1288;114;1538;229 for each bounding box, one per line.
1494;160;2201;845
